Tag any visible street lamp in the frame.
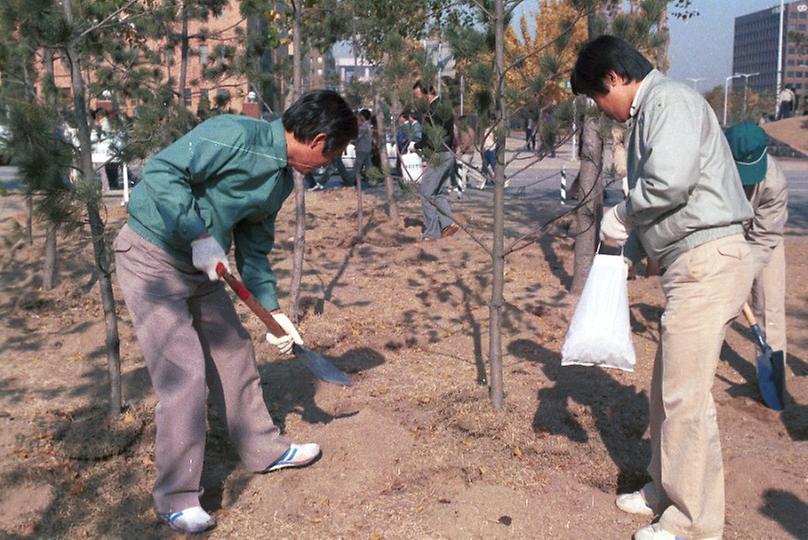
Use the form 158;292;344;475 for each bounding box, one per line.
775;0;785;117
723;74;750;126
736;72;760;117
686;77;705;92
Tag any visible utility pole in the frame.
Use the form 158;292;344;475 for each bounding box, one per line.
776;0;785;117
738;72;760;117
723;74;743;127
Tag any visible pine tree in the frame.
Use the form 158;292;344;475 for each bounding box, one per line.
444;0;593;408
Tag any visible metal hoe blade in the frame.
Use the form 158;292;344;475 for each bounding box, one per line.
295;344;353;387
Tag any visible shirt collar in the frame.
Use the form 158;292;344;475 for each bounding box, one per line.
629;69;658;118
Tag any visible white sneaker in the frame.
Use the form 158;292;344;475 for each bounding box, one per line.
616;489;654;516
266;443;321;472
633;523;678;540
159;506;216;534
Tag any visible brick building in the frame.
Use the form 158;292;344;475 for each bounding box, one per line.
45;1;333;120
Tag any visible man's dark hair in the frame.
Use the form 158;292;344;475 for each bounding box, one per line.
571;35;653;97
359;108;372;121
413;79;435;95
283;89;357;154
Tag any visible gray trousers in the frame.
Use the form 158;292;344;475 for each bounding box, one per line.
353;150;372;185
113;225;289;513
419;151;455;239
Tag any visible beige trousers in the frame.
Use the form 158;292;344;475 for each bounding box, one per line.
751;241;787;357
114;225;289;513
648;235;754;538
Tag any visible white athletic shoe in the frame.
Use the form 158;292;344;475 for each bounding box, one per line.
634;522;721;540
616;489;654;516
266;443;321;472
633;523;678;540
159;506;216;535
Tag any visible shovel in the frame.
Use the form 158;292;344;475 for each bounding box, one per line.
216;263;352;387
741;303;785;411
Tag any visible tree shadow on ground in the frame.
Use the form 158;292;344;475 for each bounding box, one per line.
199;347;384;514
759;489;808;538
454;272;487;386
717;341;760;402
508;338;651;493
0;406;159;538
258;347;384;430
538;229;572;291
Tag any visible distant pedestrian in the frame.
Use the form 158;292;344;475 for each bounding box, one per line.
408;111;422;146
777;85;795;119
481;120;497;184
524;116;535;150
412;80;459;241
351;109;373;186
396;112;412;155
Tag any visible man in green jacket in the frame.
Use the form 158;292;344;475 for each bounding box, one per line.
725;121;788;358
114;90;357;534
572;36;754;540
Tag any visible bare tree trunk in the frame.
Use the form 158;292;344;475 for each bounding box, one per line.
64;0;122;417
355;168;364;236
288;0;306;323
178;1;190;110
42;48;59;290
571;107;603;294
488;0;507;410
374;90;399;224
43;223;57;290
571;15;605;294
25;196;33;245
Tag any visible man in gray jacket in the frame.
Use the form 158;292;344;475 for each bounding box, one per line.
353;108;374;186
725;121;788;358
572;36;754;540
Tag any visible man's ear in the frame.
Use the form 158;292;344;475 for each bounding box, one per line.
606;70;631;88
309;132;327;149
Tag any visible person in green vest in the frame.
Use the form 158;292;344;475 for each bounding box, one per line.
113;90;357;535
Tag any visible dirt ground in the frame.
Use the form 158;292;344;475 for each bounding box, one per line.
0;175;806;539
763;116;808;155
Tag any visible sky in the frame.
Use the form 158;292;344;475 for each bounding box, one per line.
668;0;785;92
511;0;788;94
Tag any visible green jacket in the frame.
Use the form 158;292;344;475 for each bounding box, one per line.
625;70;754;268
127;115;294;311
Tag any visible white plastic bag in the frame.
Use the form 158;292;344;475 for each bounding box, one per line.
400;151;423;182
561;253;636;371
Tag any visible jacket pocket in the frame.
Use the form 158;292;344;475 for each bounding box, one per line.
112;235;132;254
717;242;749;261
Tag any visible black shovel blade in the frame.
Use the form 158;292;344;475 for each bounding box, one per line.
757;349;785;411
294;344;353;387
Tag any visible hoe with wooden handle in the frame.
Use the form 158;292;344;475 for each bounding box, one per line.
216;263;352;386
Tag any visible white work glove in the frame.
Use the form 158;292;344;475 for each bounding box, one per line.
266;312;303;354
600;201;632;247
191;235;230;281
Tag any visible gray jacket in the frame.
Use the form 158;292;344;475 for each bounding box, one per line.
746;156;788;277
625;70;753;268
355;121;373;154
